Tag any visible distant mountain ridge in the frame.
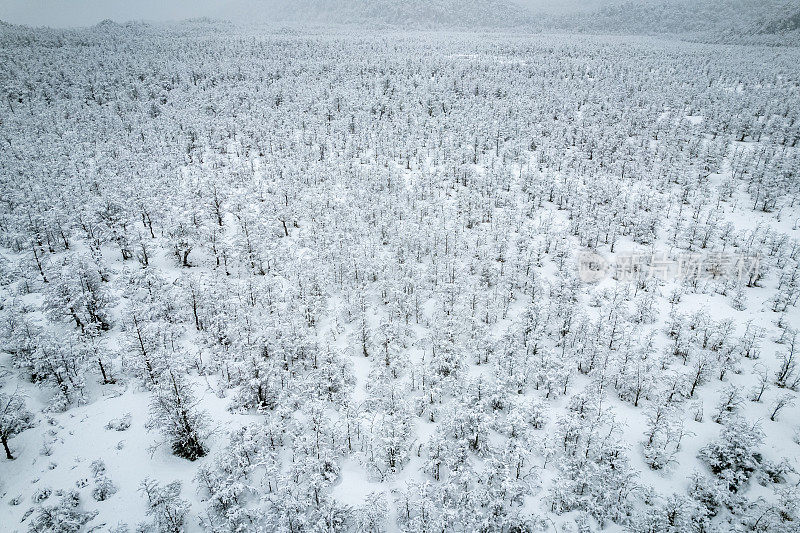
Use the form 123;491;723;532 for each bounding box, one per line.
565;0;797;40
556;0;777;32
240;0;799;43
1;0;798;45
233;0;532;28
757;8;800;34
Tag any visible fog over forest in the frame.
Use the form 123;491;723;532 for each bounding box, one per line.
2;0;609;27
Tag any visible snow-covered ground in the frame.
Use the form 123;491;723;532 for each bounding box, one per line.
1;22;799;533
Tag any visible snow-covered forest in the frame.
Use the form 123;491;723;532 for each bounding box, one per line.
1;4;800;532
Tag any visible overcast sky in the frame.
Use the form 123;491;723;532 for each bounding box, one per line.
0;0;611;28
0;1;222;27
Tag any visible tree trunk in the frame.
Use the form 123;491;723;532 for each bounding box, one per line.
98;358;112;384
2;436;13;460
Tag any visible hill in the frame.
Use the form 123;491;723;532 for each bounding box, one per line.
225;0;532;28
551;0;799;45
